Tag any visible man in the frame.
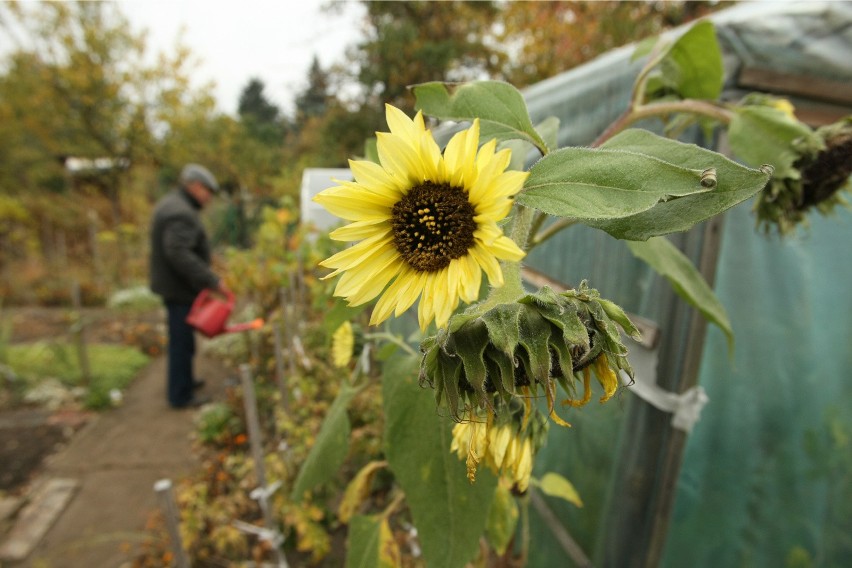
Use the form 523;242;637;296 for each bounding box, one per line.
149;163;229;408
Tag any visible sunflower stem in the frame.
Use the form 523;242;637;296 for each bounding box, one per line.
365;332;419;358
471;205;534;315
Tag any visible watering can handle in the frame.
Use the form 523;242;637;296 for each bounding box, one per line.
191;288;235;308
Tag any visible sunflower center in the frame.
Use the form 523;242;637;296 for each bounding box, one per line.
391;181;477;272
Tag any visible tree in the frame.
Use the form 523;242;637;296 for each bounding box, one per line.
0;1;214;222
294;56;331;128
352;0;505;113
496;1;724;88
238;77;290;145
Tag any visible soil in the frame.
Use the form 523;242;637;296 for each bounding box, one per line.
0;307;164;496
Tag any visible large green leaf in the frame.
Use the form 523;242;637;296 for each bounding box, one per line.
661;20;724;101
412;81;548;152
583;129;771;240
627;236;733;350
517;146;715;221
383;354;497;568
291;383;362;500
346;515;401;568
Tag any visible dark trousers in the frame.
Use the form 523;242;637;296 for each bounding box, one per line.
165;303;196;407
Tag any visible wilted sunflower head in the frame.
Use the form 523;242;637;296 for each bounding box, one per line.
313;104;528;331
755;115;852;234
421;283;640;426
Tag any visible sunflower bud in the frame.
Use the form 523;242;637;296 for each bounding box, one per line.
331;321;365;368
420;282;640;425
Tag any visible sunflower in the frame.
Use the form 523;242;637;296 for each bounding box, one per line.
314;104;527;330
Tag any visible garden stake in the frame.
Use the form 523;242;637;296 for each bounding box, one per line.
273;325;289;414
70;280;91;387
238;364;289;568
279;288;297;382
153;479;190;568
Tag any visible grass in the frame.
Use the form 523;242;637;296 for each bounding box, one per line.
4;341;151;409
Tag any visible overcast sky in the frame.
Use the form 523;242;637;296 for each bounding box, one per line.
117;0;365;116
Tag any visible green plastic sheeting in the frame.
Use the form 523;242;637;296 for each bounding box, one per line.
662;203;852;567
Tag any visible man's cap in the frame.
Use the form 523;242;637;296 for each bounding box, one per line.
180;163;220;193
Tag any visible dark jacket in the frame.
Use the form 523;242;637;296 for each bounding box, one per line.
149;188;219;304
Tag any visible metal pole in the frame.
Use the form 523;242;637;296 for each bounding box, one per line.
154;479;190;568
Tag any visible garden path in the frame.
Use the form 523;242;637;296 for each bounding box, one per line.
1;351;231;567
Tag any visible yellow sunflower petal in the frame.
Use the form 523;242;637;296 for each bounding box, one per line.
320;233;393;271
457;254;482;303
385;104;422;143
349;159;406;195
313;188;393;221
469;244;504;287
488;235;526;262
377;132;427;185
329;219;390;242
393;270;427;316
335;251;404;305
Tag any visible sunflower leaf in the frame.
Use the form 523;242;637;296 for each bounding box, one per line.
649;20;724;102
485;483;520;556
383;354;497;568
518;145;716;222
579;129;772;240
626;236;733;351
346;515;402;568
412;80;549;153
533;472;584;508
292;383;362;501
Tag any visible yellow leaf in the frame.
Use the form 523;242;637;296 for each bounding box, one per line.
379;518;402;568
338;460;388;523
537;472;583;508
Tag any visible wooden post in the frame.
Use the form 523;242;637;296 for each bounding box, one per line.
273;326;289;413
279;288;297;381
70;280;91;387
87;209;103;288
598;218;723;568
238;364;289;568
153;479;190;568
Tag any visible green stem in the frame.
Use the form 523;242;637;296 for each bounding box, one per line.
365;332;419;358
530;217;579;249
519;493;531;566
469;205;534;315
592;99;733;147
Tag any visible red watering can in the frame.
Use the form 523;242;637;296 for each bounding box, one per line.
185;289;264;338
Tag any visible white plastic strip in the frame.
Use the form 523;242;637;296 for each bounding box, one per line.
620;371;709;433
